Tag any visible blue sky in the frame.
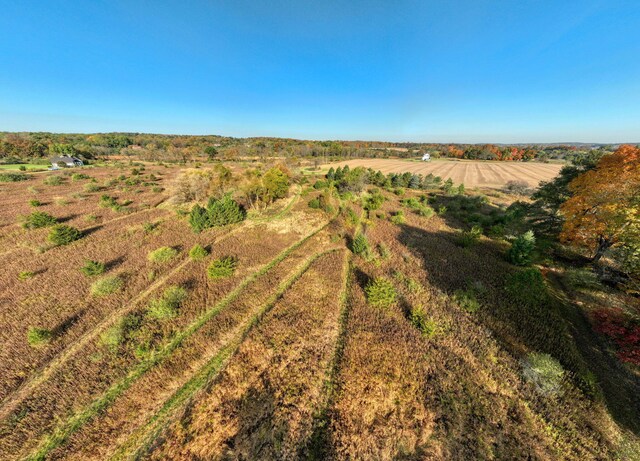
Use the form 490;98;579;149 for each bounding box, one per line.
1;0;639;142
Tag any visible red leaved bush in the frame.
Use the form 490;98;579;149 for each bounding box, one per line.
591;307;640;366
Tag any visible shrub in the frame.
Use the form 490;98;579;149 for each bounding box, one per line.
27;327;53;347
207;256;238;279
458;225;483;247
377;243;391;259
100;314;141;351
147;286;188;320
351;233;370;257
207;194;246;227
308;197;321;209
0;172;28;182
148;246;179;264
71;173;90;181
504;180;530;196
189;244;209;260
411;306;440;338
80;259;105;276
84;183;102;193
365;277;397;308
22;211;57;229
521;352;565;396
453;289;480;313
44;175;63;186
363;189;385;212
48;224;81;245
99;194;120;210
90;275;123;296
18;270;35;281
508;230;536;266
29;199;42;207
389;210;405;225
189;204;210;233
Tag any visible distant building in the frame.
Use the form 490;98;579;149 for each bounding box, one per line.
421;153;431;161
50;155;84;169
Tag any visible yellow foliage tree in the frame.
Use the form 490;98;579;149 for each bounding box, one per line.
560;145;640;262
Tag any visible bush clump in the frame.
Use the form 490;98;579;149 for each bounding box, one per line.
521;352;565;396
80;259;106;276
508;230;536;266
100;314;141;351
410;306;440;338
0;172;28;182
351;233;370;257
90;275;123;296
18;270;35;281
48;224;81;245
458;225;483;247
148;246;179;264
189;194;246;233
453;288;481;313
189;244;209;261
44;175;63;186
29;199;42;207
207;256;238;279
365;277;397;308
27;327;53;347
389;210;406;225
147;285;188;320
22;211;57;229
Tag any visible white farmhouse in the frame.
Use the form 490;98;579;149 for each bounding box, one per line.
421;153;431;161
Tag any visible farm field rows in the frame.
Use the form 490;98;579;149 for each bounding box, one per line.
0;162;637;460
329;158;563;189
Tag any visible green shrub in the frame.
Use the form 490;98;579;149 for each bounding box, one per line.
189;204;210;233
22;211;57;229
18;270;35;281
48;224;81;245
44;175;63;186
389;210;406;225
84;183;102;193
365;277;397;308
0;172;28;182
308;197;321;209
143;221;160;234
71;173;90;181
411;306;440;338
100;314;141;351
147;285;188;320
29;199;42;207
363;189;385;212
148;246;179;263
377;243;391;259
27;327;53;347
521;352;565;396
351;233;370;257
90;275;123;296
453;289;480;313
99;194;120;210
508;230;536;266
80;260;105;276
458;225;483;247
207;194;246;227
189;244;209;261
207;256;238;279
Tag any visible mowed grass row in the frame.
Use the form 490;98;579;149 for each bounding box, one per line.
47;228;335;460
0;187;304;412
144;249;348;460
13;215;336;461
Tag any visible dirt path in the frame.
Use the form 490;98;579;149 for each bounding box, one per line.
547;269;640;435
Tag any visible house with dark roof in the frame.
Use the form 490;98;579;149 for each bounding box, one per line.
50;155;84;168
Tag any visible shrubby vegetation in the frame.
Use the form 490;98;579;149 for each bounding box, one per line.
22;211;57;229
508;230;536;266
90;275;123;296
365;277;397;308
189;194;245;233
48;224;81;245
80;260;106;276
189;244;209;260
148;246;179;263
147;286;188;320
207;256;238;279
27;327;53;347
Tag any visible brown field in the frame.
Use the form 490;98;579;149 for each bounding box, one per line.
0;163;637;460
330;158;563;189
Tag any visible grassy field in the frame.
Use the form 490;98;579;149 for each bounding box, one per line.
329;158;563;189
0;162;637;460
0;164;49;171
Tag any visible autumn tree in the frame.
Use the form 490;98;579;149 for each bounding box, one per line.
560;145;640;265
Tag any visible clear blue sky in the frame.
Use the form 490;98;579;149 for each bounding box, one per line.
1;1;639;142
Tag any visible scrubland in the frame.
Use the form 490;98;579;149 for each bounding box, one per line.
0;160;637;460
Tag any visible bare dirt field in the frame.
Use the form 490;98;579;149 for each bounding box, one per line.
330;159;563;189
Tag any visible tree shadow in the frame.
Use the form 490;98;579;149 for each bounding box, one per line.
104;256;125;271
396;222;640;435
51;309;86;338
58;214;80;223
82;225;103;237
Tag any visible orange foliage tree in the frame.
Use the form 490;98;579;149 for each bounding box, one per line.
560;145;640;263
